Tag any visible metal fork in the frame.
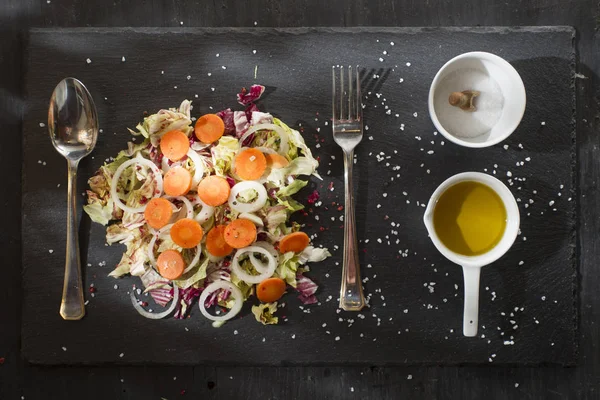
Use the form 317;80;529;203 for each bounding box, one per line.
332;65;366;312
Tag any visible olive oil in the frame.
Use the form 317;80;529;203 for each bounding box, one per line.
433;181;506;256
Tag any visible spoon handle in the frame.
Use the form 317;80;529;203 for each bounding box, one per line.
60;159;86;320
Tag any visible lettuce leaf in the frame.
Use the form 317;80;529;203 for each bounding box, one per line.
174;287;202;319
265;205;288;234
296;273;318;305
273;118;321;178
274;252;301;287
250;111;273;126
109;236;149;278
251;302;279;325
106;223;141;245
216;108;235;135
128;100;193;146
229;260;256;300
266;157;320;185
237;84;265;106
276;179;308;197
211;136;239;176
173;255;209;289
276;197;305;213
83;197;115;226
299;246;331;263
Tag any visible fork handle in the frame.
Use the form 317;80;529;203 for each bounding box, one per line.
339;150;366;311
60;159;86;320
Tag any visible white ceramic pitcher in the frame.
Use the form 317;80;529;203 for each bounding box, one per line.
423;172;520;337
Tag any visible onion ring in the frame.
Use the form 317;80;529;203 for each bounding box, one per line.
161;157;181;173
111;154;164;214
194;196;215;224
130;284;179;319
198;280;244;322
231;246;277;284
186;149;205;189
238;212;264;227
163;195;194;220
228;181;268;213
147;223;201;274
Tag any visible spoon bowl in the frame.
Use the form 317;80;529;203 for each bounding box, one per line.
48;77;98;320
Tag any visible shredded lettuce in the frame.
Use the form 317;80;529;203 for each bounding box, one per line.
251;302;279;325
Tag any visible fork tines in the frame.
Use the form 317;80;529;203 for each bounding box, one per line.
332;65;362;123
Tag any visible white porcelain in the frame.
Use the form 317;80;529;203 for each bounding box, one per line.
428;51;526;148
423;172;520;337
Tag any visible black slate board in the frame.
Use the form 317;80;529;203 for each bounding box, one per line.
22;27;576;366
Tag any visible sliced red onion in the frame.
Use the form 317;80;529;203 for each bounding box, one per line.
111;154;164;214
194;196;215;224
228;181;268;213
238;212;264;227
130;284;179;319
231;246;277;284
238;123;289;156
198;280;243;322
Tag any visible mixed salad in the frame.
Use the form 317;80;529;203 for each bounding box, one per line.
83;85;330;325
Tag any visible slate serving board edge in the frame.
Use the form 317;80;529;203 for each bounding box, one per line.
21;26;578;366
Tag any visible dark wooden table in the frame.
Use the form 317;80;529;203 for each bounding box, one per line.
1;1;598;399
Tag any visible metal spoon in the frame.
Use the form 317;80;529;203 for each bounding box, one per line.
48;78;98;320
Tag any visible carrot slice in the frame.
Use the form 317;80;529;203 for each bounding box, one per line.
160;130;190;161
156;249;185;280
170;218;204;248
164;166;192;196
279;231;310;253
144;198;174;229
256;277;286;303
234;148;267;180
197;175;231;206
195;114;225;144
265;153;289;169
206;225;234;257
223;219;257;249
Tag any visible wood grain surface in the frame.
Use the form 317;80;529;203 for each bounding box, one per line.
1;0;599;399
